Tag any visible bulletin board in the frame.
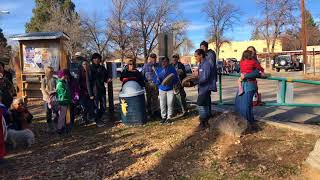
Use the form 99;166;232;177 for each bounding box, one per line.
22;44;60;73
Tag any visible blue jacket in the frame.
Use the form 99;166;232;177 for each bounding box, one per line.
206;49;218;83
153;65;178;91
198;59;217;95
142;62;158;82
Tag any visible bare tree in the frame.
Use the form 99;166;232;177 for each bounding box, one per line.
204;0;240;59
126;29;143;60
172;21;188;53
82;13;111;60
250;0;298;55
108;0;130;64
180;38;195;56
130;0;178;62
281;29;301;51
44;3;85;55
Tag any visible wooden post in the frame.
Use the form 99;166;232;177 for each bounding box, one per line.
14;53;23;98
301;0;308;74
15;43;24;98
313;48;316;76
60;39;68;70
107;62;114;113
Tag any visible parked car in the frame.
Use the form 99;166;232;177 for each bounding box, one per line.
274;55;303;72
225;58;240;73
115;62;124;76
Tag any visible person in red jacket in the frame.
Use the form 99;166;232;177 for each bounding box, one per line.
238;50;264;96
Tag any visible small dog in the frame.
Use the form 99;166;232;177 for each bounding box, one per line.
6;128;35;149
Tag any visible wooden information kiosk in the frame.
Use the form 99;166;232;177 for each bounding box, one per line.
10;32;70;101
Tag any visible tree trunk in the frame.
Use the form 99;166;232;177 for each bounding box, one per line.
216;43;220;60
266;39;271;70
143;35;148;63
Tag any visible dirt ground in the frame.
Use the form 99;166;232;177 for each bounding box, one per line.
304;73;320;81
0;100;319;180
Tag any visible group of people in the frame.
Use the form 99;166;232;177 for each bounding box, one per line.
0;62;34;164
0;39;264;165
119;53;188;124
195;44;264;130
119;41;263;131
128;41;218;127
220;59;240;74
41;53;112;135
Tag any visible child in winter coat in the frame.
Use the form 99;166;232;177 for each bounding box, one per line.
10;98;33;130
56;70;72;134
238;50;264;96
63;69;80;130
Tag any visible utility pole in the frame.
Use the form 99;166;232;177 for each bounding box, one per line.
301;0;307;74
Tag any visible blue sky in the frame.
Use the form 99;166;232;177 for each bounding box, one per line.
1;0;319;47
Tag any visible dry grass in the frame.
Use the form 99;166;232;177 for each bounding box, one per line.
0;101;319;180
304;73;320;81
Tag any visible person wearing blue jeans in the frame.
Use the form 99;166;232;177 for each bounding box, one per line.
153;57;178;123
200;41;218;117
194;49;215;130
235;69;261;124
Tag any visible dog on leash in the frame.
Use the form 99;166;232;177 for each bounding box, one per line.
6;128;35;149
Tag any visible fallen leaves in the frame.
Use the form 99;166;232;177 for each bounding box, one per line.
0;100;318;180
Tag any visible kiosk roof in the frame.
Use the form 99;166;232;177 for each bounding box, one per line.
10;32;70;41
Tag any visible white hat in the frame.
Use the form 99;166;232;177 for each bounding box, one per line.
75;52;82;56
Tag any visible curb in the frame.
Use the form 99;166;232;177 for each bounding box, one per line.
212;107;320;136
257;118;320;136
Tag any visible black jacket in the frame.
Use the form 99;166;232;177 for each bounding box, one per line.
120;69;145;88
206;49;218;92
90;64;109;98
173;62;186;81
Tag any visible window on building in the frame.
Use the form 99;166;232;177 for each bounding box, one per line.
263;48;267;52
221;50;224;53
234;50;237;52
